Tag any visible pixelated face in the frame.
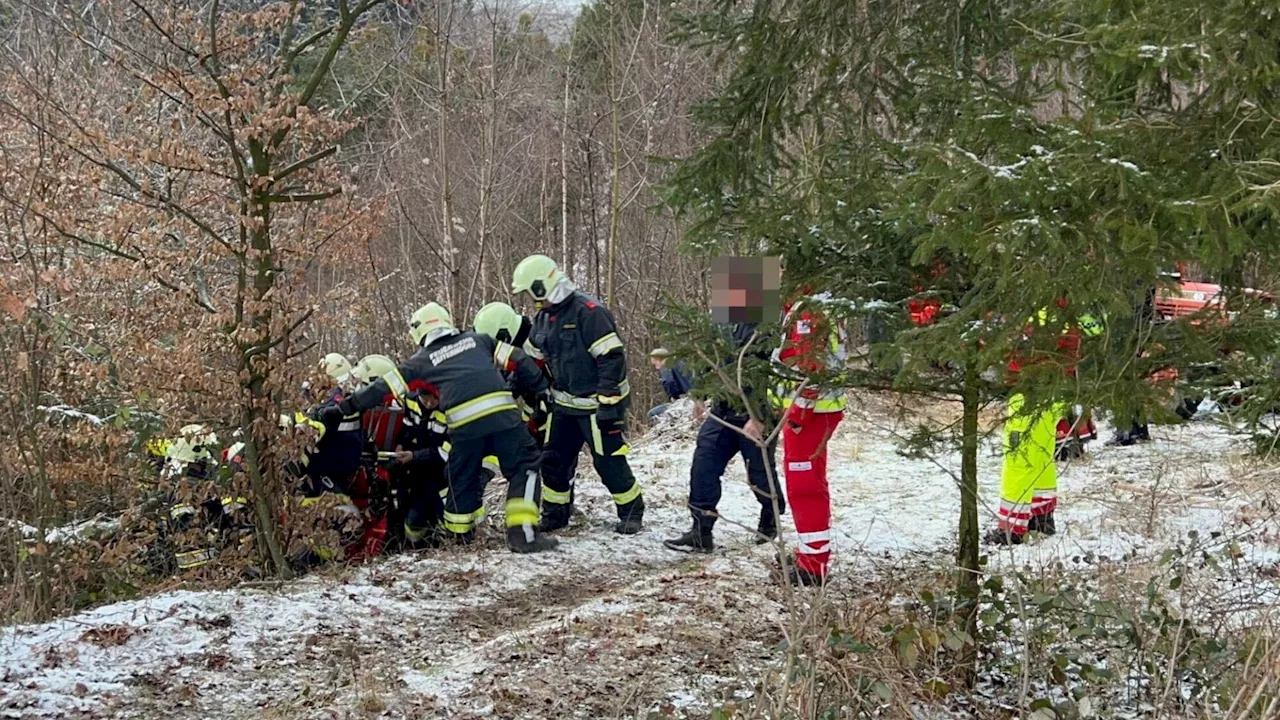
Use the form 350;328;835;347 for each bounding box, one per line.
711;256;781;324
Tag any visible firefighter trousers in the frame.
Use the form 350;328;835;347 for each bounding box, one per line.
541;410;642;517
400;462;448;542
782;408;842;576
444;427;543;536
688;413;781;532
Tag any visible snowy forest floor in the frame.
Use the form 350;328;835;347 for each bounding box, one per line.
2;392;1278;719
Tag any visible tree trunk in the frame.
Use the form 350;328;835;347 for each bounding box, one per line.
560;42;573;269
956;367;982;687
606;0;621;306
436;0;459;310
241;141;293;579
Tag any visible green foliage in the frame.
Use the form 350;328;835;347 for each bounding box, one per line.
667;0;1280;431
654;300;782;425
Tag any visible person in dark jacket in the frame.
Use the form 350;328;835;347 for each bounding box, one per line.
298;356;365;499
392;406;450;547
663;320;783;554
329;303;556;554
511;255;645;535
647;348;693;420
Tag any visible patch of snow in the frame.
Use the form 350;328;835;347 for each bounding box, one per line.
0;399;1274;718
1103;157;1145;174
36;405;108;426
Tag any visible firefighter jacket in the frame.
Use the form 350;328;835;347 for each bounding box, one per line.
304;391;365;479
494;340;551;407
342;331;528;442
397;410;450;465
530;291;630;416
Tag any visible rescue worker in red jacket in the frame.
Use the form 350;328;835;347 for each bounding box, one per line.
774;292;847;586
990;303;1102;544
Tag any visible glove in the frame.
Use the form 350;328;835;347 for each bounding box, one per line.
595;403;625;429
319;404;345;426
532;394;551;431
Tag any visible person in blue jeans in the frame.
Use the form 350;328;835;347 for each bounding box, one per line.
648;348;692;420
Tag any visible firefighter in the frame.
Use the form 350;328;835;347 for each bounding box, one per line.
328;302;557;554
162;424;219;571
352;355;450;548
662;321;782;554
773;292;847;586
296;353;365;501
473;301;554;440
280;355;370;563
510;255;644;534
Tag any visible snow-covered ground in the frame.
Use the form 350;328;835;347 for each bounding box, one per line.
2;394;1277;719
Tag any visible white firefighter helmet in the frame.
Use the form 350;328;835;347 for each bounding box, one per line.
320;353;353;383
351;354;400;386
473;302;522;343
408;302;455;346
511;255;564;302
165;424;218;465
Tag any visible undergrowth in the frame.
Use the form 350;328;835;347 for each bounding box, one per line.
721;531;1280;719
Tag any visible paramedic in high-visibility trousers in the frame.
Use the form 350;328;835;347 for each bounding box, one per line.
774;291;847;586
987;393;1064;545
989;303;1096;544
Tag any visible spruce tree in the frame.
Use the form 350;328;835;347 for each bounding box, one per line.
667;0;1280;684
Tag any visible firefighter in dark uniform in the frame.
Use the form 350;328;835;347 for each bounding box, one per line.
284;354;368;564
511;255;645;535
473;302;556;440
295;354;366;500
329;303;557;554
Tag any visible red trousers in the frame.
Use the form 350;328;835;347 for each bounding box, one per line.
782;407;843;575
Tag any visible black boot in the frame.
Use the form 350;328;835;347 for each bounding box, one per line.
663;525;713;554
983;527;1024;546
1055;438;1085;461
1132;423;1150;442
539;503;572;532
1028;512;1057;536
755;509;779;545
507;526;559;554
444;529;475;546
770;555;826;586
614;496;644;535
1105;431;1135;447
787;565;827;587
